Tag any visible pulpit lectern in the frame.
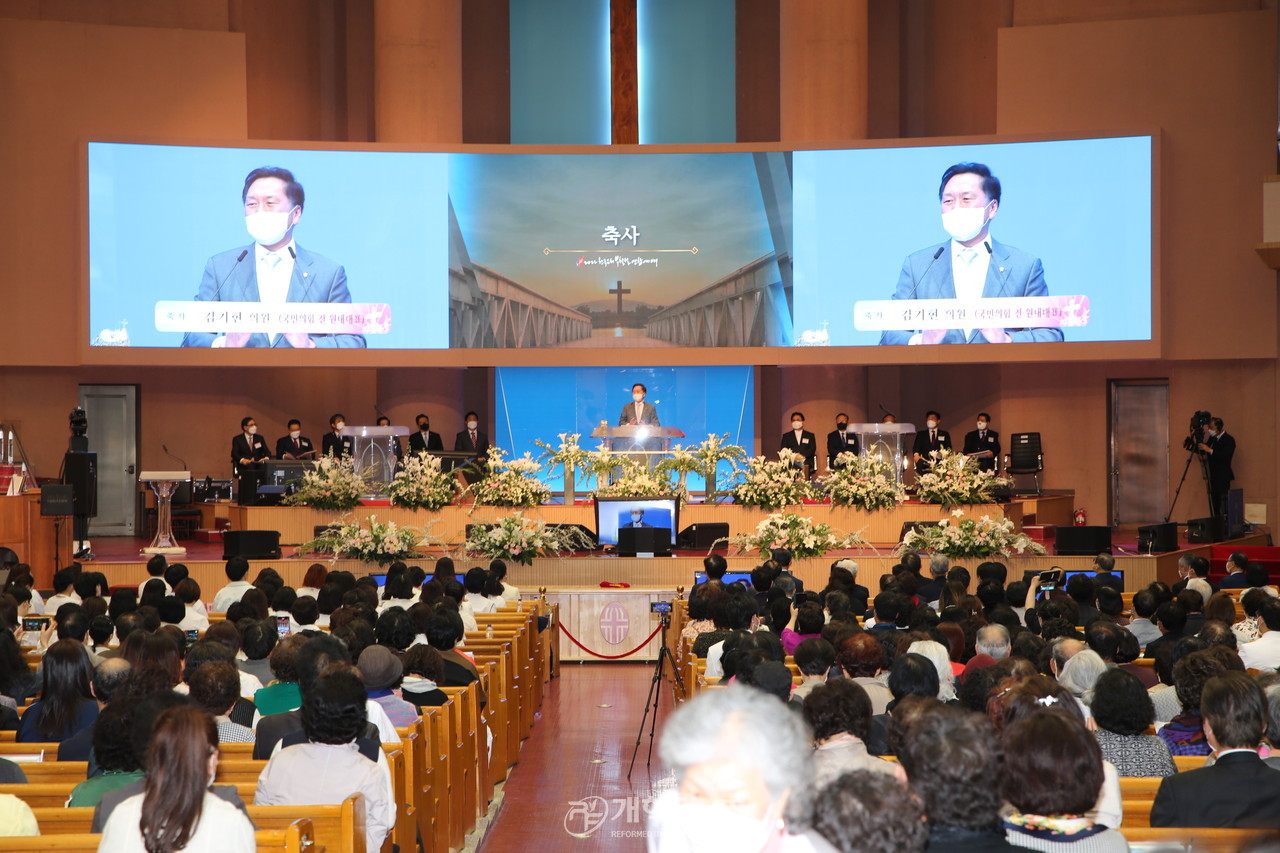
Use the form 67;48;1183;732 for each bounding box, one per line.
140;470;191;556
847;424;917;486
346;426;410;500
591;425;686;454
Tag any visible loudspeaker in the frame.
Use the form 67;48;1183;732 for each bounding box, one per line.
40;484;74;516
255;484;289;506
618;526;671;557
1137;521;1178;553
677;522;729;550
222;530;281;560
899;521;939;542
1054;525;1112;556
62;452;97;517
1186;516;1227;544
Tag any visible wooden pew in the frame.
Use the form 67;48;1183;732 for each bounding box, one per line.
0;821;313;853
1122;827;1271;853
0;782;257;810
439;684;480;843
420;705;454;853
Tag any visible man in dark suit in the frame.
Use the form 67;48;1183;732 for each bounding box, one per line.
962;412;1000;473
780;412;817;477
1151;671;1280;827
617;383;661;456
911;410;951;475
274;419;316;460
321;413;353;458
1197;417;1236;517
181;167;365;349
454;411;490;484
408;413;443;454
1143;601;1188;661
826;413;859;471
376;416;403;463
621;508;653;528
231;417;271;476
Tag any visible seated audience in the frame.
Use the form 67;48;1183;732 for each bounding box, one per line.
188;661;254;743
254;634;304;716
357;644;419;727
1089;668;1176;777
1157;649;1226;756
812;769;926;853
68;704;143;806
400;643;450;708
790;637;835;705
1239;598;1280;671
803;678;896;789
237;618;277;687
17;638;97;742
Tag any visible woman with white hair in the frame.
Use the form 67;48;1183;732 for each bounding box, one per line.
1058;649;1108;717
648;686;837;853
906;640;957;702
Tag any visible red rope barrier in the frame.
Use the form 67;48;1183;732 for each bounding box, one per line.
558;621;663;659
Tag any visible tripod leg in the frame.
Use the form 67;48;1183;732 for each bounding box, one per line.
644;647;667;768
627;648;666;779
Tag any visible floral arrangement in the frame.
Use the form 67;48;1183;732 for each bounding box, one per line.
463;512;596;565
729;449;813;509
583;443;622;493
821;452;905;510
692;433;747;500
897;510;1046;559
534;432;592;491
302;515;428;565
283;455;365;511
388;452;458;511
727;511;868;559
914;448;1009;509
464;447;551;507
595;456;686;503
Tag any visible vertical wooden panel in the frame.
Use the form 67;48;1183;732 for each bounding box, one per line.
461;0;510;143
735;0;780;143
373;0;462;144
610;0;638;144
778;0;868;143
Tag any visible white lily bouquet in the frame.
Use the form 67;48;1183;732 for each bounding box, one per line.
821;452;905;510
389;452;458;511
534;432;592;494
595;456;686;503
284;455;364;511
897;510;1046;559
914;448;1009;509
728;511;868;559
302;514;430;565
692;433;747;500
463;512;596;565
730;449;814;509
465;447;551;507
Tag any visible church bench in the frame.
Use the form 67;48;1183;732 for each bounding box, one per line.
0;782;257;810
1122;826;1268;853
0;822;312;853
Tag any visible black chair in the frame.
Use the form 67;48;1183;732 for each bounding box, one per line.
1002;432;1043;494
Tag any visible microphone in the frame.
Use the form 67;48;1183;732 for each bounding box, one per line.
162;444;188;471
902;245;947;302
878;402;895;420
211;249;249;302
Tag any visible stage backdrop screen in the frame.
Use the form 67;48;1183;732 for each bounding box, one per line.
493;365;754;493
85;134;1151;356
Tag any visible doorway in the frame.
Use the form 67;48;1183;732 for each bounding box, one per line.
79;385;138;537
1108;380;1170;526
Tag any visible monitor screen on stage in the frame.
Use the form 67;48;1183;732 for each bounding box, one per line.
85;133;1152;361
595;496;679;547
693;571;753;587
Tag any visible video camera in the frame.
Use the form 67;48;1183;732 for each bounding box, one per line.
1182;410;1212;452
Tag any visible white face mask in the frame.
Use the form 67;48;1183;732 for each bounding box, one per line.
926;419;938;429
648;794;777;853
1205;429;1216;438
334;422;344;432
245;207;296;246
289;430;300;439
466;421;478;431
633;393;645;402
246;425;257;435
941;203;990;242
977;422;987;431
792;422;803;430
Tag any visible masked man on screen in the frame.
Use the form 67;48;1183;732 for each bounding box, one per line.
879;162;1063;346
181;166;366;349
622;508;653;528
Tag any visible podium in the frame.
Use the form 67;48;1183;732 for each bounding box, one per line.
591;425;686;454
139;470;191;556
847;424;916;486
346;426;410;500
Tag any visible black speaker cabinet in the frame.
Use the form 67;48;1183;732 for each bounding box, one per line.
618;526;672;557
62;452;97;517
222;529;281;560
1186;516;1227;544
677;522;729;550
1054;525;1112;556
1137;522;1178;553
40;484;75;516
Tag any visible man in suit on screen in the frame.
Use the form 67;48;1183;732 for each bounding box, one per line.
880;162;1064;346
182;166;366;349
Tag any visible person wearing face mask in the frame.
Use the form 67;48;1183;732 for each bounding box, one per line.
911;411;951;475
231;417;271;505
617;383;662;457
408;413;443;454
879;162;1063;346
375;416;404;463
322;413;354;459
1195;417;1235;518
454;411;490;484
826;412;860;472
275;419;316;460
780;412;817;479
961;412;1000;473
181;166;365;349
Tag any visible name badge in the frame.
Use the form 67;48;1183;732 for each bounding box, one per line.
988;436;995;443
801;438;809;444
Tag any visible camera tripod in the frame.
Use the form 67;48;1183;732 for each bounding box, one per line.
1166;426;1214;523
627;609;685;779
